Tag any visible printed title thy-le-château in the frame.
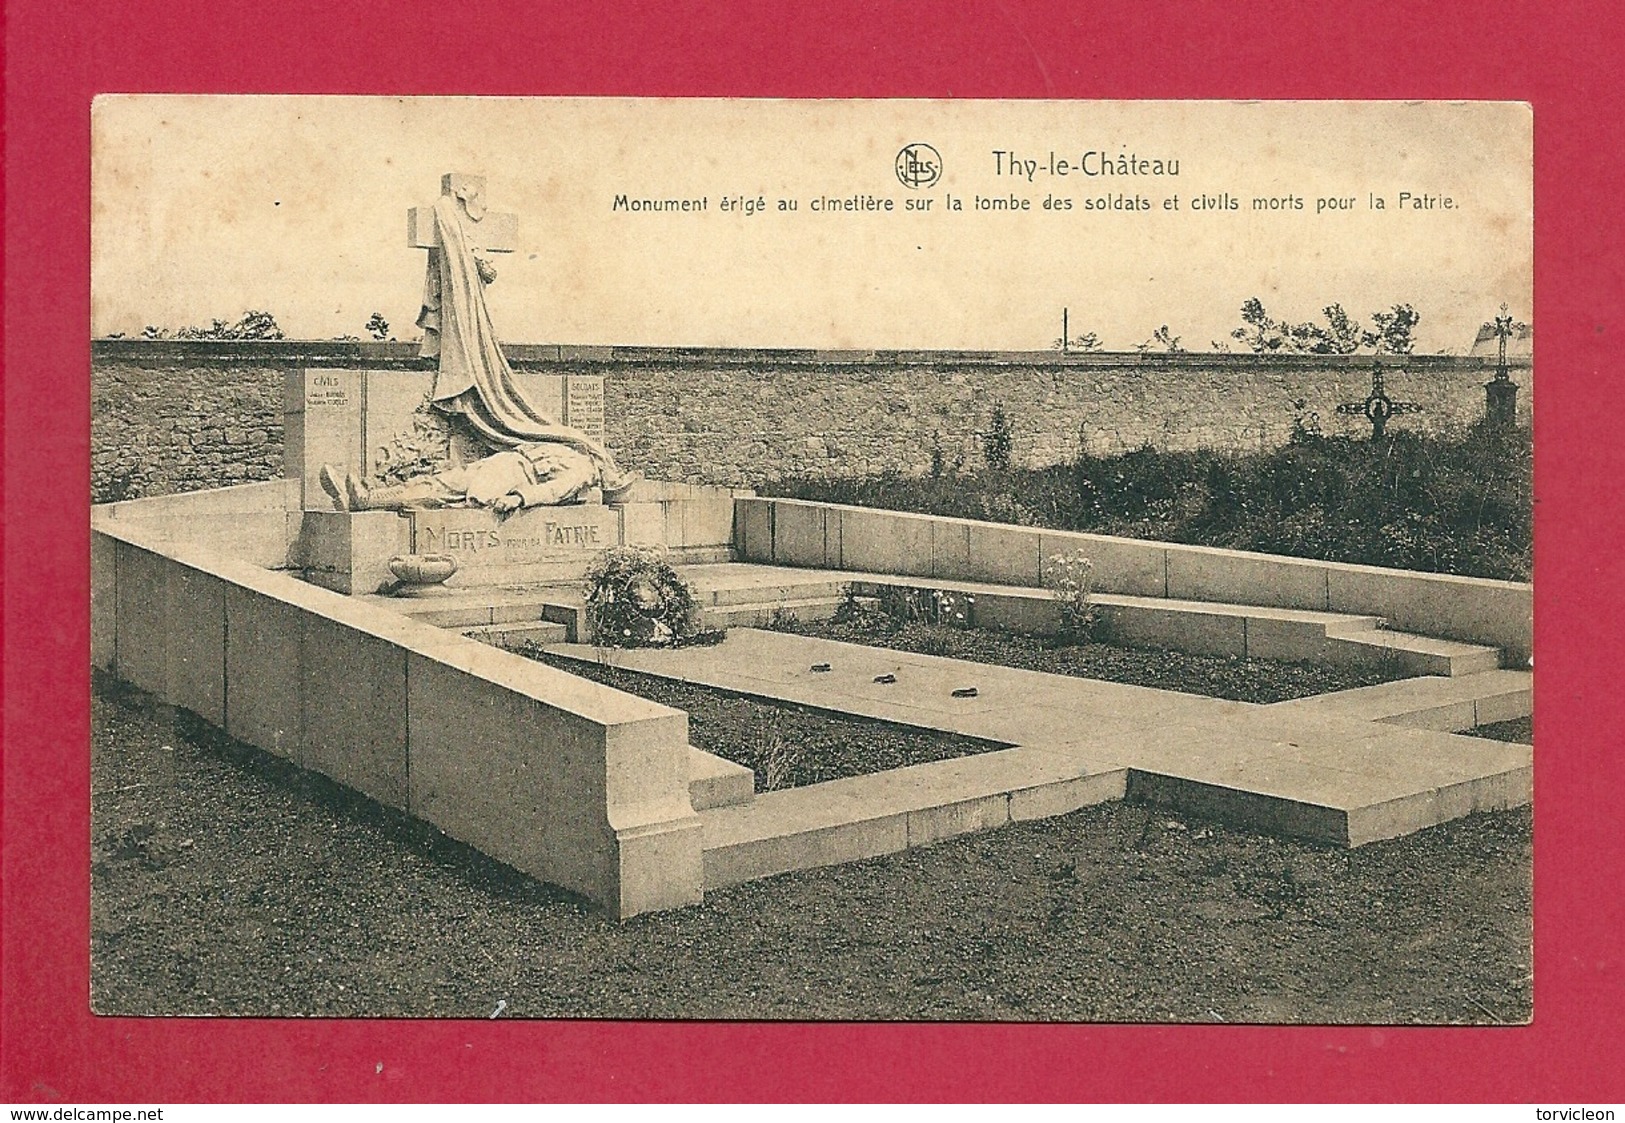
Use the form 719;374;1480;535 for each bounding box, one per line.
993;150;1182;182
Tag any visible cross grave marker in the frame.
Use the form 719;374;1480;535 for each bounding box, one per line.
1337;361;1422;440
1485;303;1522;427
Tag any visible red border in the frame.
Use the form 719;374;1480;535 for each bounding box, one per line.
6;0;1623;1104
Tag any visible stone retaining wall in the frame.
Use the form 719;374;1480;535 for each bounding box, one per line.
93;340;1533;498
739;496;1534;666
92;483;704;919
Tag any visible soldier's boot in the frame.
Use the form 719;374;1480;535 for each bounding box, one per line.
600;468;643;503
349;476;438;511
318;464;350;511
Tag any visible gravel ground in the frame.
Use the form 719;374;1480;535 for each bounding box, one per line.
774;618;1410;704
527;652;1008;790
1472;716;1533;743
91;677;1532;1023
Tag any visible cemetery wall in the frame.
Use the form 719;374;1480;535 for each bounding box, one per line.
92;340;1533;497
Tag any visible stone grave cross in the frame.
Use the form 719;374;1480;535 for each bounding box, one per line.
1336;361;1422;440
407;173;519;255
1483;303;1522;427
1492;304;1517;383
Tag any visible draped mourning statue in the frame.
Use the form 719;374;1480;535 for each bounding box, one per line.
323;174;635;514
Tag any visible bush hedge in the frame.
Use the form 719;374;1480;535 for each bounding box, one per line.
764;423;1532;581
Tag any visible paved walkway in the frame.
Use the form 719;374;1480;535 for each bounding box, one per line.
549;628;1531;855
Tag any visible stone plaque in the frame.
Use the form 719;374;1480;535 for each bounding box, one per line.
513;371;567;426
306;371;354;409
409;504;621;580
297;369;362;510
565;375;606;441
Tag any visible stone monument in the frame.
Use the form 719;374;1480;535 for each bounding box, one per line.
291;173;636;593
405;172;626;485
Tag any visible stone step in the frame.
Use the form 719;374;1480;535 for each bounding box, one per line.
387;596;558;629
1125;753;1531;848
833;576;1391;656
461;619;570;650
700;747;1129;889
842;575;1498;671
689;747;756;811
1326;629;1502;677
691;564;1508;674
1266;669;1532;732
667;545;739;567
700;595;849;629
692;576;852;608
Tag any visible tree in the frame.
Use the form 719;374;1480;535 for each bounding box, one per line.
1369;303;1420;354
1051;331;1103;352
1138;324;1184;353
1232;298;1288;352
1315;304;1368;353
170;309;286;340
1232;298;1415;355
365;312;391;341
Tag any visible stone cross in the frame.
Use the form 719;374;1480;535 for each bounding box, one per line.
1336;361;1422;440
1492;303;1517;383
1484;303;1521;427
407;173;518;255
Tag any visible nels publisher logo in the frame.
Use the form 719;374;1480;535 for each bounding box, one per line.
895;143;942;189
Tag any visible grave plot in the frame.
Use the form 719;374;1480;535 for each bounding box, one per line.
89;171;1530;921
498;508;1529;889
541;623;1529;890
94;480;1531;917
92;471;1521;916
524;653;1015;792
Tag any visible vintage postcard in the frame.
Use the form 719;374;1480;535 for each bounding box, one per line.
89;96;1532;1024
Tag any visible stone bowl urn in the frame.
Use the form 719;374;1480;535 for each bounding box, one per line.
386;552;458;597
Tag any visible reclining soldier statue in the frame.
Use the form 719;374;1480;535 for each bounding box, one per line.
320;440;635;515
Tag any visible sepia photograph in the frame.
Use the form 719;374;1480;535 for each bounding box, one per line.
85;96;1536;1025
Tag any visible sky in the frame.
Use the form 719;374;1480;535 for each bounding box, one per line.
91;97;1532;353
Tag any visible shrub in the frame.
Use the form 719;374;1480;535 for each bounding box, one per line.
766;605;802;632
582;546;704;647
1044;550;1100;642
833;589;895;633
879;586;975;628
981;404;1014;470
764;424;1530;581
746;710;801;791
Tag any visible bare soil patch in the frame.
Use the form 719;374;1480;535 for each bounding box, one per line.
527;651;1009;791
91;677;1532;1023
770;616;1410;704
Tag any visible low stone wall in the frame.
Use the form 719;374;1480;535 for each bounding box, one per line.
92;339;1532;497
92;486;704;919
738;497;1534;666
